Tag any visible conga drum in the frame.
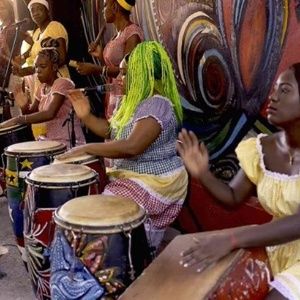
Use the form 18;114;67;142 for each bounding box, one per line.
53;153;107;193
51;195;152;300
0;124;34;191
24;163;98;300
3;141;66;264
120;231;272;300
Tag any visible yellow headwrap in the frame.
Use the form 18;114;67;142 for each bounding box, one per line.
117;0;132;11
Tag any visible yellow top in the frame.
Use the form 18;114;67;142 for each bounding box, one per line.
236;134;300;298
26;21;70;78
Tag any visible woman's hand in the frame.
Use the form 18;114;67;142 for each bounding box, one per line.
68;90;91;120
180;232;234;273
55;145;88;161
14;85;29;109
0;117;19;129
76;62;100;76
176;129;209;179
88;43;102;58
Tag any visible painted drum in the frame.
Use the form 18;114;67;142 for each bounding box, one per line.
51;195;151;300
53;153;107;193
24;163;98;300
3;141;66;267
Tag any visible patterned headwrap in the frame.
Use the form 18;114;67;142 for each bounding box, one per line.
110;41;183;138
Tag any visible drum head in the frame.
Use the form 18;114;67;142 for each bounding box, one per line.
26;163;97;187
54;195;146;234
53;153;97;165
5;140;66;154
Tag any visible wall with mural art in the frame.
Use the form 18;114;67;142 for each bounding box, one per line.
79;0;300;182
16;0;299;231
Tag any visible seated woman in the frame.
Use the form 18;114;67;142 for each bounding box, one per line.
57;41;188;251
0;39;85;148
177;63;300;299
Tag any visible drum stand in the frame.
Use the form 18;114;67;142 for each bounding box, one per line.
0;23;22;122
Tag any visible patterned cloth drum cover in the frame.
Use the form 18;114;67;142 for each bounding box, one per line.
24;163;98;300
4;141;66;265
51;195;151;300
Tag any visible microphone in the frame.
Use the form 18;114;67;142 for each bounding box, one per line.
8;18;30;28
78;84;117;94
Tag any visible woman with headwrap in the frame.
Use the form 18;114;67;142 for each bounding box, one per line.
76;0;144;119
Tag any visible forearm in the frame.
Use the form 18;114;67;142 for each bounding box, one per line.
235;213;300;248
18;110;55;124
81;114;110;139
81;140;138;159
199;171;238;206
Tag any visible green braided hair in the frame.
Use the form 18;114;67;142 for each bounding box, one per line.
110;41;183;138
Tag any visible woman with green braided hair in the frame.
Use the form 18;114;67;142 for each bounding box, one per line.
58;41;188;250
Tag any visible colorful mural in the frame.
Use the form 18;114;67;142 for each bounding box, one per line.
81;0;300;180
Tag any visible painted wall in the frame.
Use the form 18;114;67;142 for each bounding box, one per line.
133;0;300;180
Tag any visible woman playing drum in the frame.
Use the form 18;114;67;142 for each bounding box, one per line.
57;41;188;251
0;39;85;149
177;63;300;300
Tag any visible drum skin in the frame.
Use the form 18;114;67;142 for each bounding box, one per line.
120;232;271;300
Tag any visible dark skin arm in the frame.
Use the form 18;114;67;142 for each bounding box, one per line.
0;93;65;128
177;129;300;274
77;34;141;77
67;89;110;138
176;129;256;206
56;117;162;159
12;37;67;77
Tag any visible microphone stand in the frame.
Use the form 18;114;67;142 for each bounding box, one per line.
70;108;76;148
62;108;76;149
1;23;22;121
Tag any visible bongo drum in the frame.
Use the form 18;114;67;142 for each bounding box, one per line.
24;163;98;300
53;153;107;193
51;195;151;300
120;231;272;300
3;141;66;265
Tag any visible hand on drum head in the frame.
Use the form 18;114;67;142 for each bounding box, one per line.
55;144;88;161
179;232;234;273
68;89;91;121
0;117;18;129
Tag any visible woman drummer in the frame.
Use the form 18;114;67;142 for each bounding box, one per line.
0;39;85;148
57;41;188;251
177;63;300;299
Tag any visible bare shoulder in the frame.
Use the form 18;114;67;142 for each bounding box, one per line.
260;132;281;154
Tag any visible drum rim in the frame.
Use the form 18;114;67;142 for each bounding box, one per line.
54;207;147;234
53;155;99;165
4;147;66;157
25;173;98;188
0;124;28;135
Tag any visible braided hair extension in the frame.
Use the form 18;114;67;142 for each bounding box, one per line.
110;41;183;138
38;37;60;65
